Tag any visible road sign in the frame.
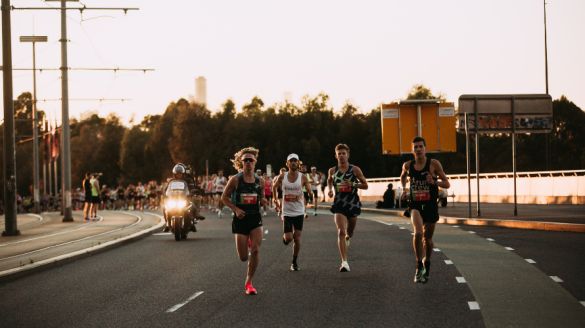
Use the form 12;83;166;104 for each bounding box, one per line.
457;94;552;134
380;99;456;155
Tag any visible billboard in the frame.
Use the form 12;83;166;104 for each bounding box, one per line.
380;100;457;155
457;94;553;134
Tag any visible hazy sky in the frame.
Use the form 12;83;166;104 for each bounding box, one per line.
5;0;585;125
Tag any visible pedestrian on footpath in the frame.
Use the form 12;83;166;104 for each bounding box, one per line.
400;136;450;283
272;153;313;271
222;147;267;295
90;173;101;220
82;172;92;220
327;143;368;272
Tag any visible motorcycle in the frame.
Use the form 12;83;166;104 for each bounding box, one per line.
164;179;197;241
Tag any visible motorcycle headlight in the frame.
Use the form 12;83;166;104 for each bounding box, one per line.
165;199;187;209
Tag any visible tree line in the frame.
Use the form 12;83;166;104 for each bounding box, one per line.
1;85;584;198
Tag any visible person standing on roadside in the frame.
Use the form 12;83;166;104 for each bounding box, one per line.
222;147;267;295
400;136;450;283
327;143;368;272
82;172;92;221
272;153;313;271
90;174;101;220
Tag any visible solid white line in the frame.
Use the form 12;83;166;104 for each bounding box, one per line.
456;276;467;283
550;276;563;283
166;291;204;313
486;238;495;242
433;248;441;252
525;259;536;264
444;260;454;265
468;301;480;310
505;247;514;251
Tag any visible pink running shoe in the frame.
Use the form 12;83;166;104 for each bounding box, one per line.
245;283;257;295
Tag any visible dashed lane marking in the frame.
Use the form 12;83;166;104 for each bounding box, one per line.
525;259;536;264
452;225;459;228
468;231;476;234
456;277;467;283
444;260;453;265
468;301;480;310
550;276;563;283
433;248;441;252
166;291;204;313
153;232;171;236
580;301;585;307
505;247;514;251
486;238;495;242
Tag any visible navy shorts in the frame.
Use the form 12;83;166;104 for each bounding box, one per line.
283;215;304;233
232;212;263;235
409;202;439;223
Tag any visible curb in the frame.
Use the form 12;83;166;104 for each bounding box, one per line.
0;214;164;283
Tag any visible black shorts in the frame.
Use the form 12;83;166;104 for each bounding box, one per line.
283;215;304;233
91;196;101;204
232;213;263;235
409;202;439;223
85;192;92;203
303;191;310;203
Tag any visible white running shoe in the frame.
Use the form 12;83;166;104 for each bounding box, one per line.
339;261;350;272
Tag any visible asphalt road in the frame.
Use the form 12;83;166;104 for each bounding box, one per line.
0;210;483;328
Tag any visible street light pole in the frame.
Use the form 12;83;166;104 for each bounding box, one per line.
60;0;73;222
20;35;47;214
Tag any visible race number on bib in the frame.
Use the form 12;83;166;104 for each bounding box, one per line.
337;183;352;193
284;194;298;202
413;190;431;202
241;193;258;204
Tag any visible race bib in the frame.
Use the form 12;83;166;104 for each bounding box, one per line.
284;194;298;202
413;190;430;202
337;183;352;193
240;193;258;204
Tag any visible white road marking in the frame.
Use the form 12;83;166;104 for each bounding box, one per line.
505;247;514;251
456;277;467;283
264;229;269;234
550;276;563;283
452;225;459;228
433;248;441;252
153;233;172;236
399;227;406;230
486;238;495;242
166;291;204;313
444;260;454;265
468;301;480;310
525;259;536;264
580;301;585;307
468;231;476;234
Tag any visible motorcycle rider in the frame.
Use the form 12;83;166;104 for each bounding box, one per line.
163;163;204;232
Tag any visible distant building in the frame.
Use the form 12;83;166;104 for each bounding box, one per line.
195;76;207;106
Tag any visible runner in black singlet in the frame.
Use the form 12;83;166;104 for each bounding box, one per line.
400;136;450;283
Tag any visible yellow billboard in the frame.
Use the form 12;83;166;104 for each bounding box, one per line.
380;100;456;155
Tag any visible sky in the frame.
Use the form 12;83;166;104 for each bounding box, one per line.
4;0;585;125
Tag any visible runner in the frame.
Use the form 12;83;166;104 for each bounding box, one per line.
400;136;450;283
272;153;313;271
327;143;368;272
309;166;321;216
273;167;287;217
214;170;227;218
222;147;267;295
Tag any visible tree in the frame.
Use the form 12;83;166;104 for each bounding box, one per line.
406;84;445;101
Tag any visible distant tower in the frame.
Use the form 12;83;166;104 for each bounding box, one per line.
195;76;207;106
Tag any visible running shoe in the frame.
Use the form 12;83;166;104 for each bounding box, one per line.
245;283;257;295
290;263;299;271
414;267;427;283
262;211;267;216
339;261;350;272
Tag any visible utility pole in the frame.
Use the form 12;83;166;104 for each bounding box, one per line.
2;0;19;236
544;0;551;170
20;35;47;214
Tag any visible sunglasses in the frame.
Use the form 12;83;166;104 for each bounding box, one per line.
243;158;256;163
288;159;298;162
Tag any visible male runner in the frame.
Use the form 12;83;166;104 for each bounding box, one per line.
272;153;313;271
327;143;368;272
222;147;267;295
309;166;321;216
400;136;450;283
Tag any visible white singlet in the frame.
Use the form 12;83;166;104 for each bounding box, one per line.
282;172;305;217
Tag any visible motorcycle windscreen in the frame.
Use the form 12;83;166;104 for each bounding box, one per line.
166;180;189;196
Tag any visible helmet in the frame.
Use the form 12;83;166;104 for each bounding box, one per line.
172;164;186;176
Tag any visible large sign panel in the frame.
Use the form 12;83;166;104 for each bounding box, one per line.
457;94;553;134
380;100;457;155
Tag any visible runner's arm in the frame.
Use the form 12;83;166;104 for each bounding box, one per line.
302;175;314;199
431;160;450;189
352;166;368;190
221;176;245;218
327;167;335;197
